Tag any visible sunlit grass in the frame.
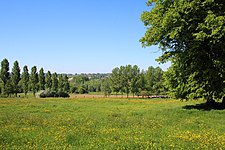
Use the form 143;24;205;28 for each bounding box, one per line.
1;97;225;149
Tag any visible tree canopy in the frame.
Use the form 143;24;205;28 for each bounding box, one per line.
141;0;225;101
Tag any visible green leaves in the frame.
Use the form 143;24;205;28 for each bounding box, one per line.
11;61;21;96
141;0;225;101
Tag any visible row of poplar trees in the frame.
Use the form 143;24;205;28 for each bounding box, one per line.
0;58;70;97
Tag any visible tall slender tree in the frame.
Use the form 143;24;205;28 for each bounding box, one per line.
0;58;10;95
5;79;13;97
22;65;29;96
45;71;52;90
63;75;70;93
58;74;64;92
52;72;58;92
11;61;21;97
130;65;140;97
30;66;38;96
38;68;45;90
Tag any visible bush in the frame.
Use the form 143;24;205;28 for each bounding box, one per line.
141;91;148;98
39;90;69;98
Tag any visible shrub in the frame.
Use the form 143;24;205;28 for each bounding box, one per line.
141;91;148;98
39;90;69;98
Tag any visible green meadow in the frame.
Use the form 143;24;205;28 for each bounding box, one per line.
1;97;225;149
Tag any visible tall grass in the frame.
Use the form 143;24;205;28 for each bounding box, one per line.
1;98;225;149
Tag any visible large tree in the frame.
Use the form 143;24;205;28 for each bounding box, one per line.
141;0;225;101
11;61;21;97
21;66;29;96
0;58;10;94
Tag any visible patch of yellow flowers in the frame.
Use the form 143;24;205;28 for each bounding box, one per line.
170;130;225;148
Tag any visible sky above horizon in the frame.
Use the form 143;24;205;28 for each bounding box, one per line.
0;0;170;74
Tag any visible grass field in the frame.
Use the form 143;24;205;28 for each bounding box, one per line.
1;97;225;149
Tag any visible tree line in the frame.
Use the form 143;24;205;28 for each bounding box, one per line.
109;65;165;97
69;65;166;98
0;58;70;97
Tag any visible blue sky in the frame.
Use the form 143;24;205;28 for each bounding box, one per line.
0;0;170;73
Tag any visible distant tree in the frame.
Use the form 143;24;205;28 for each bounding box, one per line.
21;65;29;96
0;58;10;95
52;72;58;92
101;78;111;97
153;67;164;95
118;66;126;97
45;71;52;90
11;61;21;97
130;65;140;97
5;79;13;97
58;74;64;92
70;86;77;93
63;75;70;93
38;68;45;90
30;66;38;96
78;85;88;94
110;67;121;96
145;66;155;94
137;71;147;96
124;65;132;98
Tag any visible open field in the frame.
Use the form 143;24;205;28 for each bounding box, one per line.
1;97;225;149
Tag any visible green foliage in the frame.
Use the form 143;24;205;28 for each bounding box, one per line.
141;0;225;101
130;65;141;97
101;78;111;97
30;66;38;96
4;80;13;97
21;66;29;96
11;61;21;97
63;75;70;93
38;68;45;90
78;85;88;94
45;71;52;90
39;90;69;98
58;74;64;92
0;58;10;94
109;65;165;97
52;73;58;92
110;67;121;95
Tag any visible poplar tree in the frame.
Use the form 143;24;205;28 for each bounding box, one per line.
11;61;21;97
30;66;38;96
45;71;52;90
22;65;29;96
38;68;45;90
0;58;10;94
58;74;64;92
52;72;58;92
63;75;70;93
